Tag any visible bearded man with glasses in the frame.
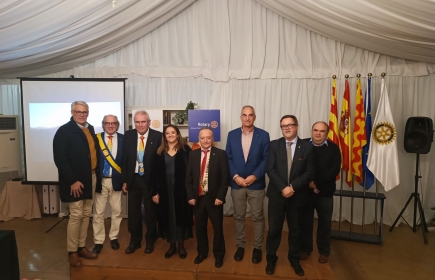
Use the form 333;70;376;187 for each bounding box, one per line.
264;115;315;277
53;101;101;267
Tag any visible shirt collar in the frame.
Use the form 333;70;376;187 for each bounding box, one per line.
309;138;328;146
286;137;298;145
76;122;89;129
137;129;149;139
241;126;254;134
106;133;117;139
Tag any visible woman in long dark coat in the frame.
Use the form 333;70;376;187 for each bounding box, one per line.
152;124;193;259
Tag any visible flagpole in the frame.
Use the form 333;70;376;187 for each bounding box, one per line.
351;175;354;235
362;174;366;237
339;169;344;233
373;73;387;238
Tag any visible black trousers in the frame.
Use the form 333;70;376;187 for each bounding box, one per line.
301;195;333;256
194;195;225;259
266;197;303;265
127;174;158;245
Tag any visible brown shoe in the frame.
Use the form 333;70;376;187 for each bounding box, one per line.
68;252;82;267
78;247;98;259
318;255;329;263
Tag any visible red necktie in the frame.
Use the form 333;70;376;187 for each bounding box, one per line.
198;150;209;196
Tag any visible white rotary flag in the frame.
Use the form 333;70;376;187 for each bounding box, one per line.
367;79;400;191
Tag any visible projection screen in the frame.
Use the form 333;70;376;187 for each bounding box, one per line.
20;78;125;184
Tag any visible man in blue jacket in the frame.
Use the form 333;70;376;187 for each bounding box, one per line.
226;105;270;264
92;114;124;254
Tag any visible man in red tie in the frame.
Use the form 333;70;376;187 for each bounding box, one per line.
185;127;229;268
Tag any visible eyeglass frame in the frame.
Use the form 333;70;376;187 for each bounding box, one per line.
103;122;118;126
72;110;89;116
280;123;297;129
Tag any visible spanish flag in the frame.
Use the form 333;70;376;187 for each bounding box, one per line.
328;79;340;145
339;79;352;186
351;78;366;184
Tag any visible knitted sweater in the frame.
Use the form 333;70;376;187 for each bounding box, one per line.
307;139;341;197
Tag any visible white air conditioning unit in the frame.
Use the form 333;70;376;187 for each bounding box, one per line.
0;116;20;193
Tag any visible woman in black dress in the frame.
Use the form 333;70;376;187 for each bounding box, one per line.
152;124;193;258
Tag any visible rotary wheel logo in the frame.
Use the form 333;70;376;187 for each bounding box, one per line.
372;122;396;145
210;120;219;129
152;120;160;128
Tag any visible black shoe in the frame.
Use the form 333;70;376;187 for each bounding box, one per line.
92;244;103;254
234;247;244;262
252;248;262;264
291;262;305;276
144;243;154;254
215;258;224;268
194;254;207;264
110;239;120;250
165;245;177;259
125;243;141;254
265;262;275;275
178;247;187;259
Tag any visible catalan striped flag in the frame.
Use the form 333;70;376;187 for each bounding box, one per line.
328;79;340;145
351;78;366;184
362;77;375;189
339;79;352;186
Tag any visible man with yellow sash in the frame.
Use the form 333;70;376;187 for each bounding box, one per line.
92;114;124;254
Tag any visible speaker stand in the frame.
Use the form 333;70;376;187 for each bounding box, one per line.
389;153;429;244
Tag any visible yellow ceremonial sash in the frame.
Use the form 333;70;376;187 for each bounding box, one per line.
96;133;121;173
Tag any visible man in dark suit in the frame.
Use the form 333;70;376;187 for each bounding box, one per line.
226;105;269;263
265;115;315;276
185;127;229;268
92;114;124;254
53;101;100;267
122;110;162;254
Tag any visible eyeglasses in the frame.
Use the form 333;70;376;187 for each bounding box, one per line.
280;123;297;129
104;122;117;126
73;110;89;116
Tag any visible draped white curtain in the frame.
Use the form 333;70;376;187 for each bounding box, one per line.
1;0;435;226
0;0;195;78
1;0;434;79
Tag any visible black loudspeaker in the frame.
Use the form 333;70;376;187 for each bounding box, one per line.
404;117;434;154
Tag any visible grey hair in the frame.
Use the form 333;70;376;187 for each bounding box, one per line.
134;110;150;121
199;127;214;137
71;101;89;110
102;114;120;131
241;105;256;116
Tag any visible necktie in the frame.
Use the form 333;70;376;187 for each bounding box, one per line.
198;150;209;196
103;135;113;177
286;142;293;184
138;136;145;176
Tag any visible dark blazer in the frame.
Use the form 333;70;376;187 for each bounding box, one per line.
152;145;193;228
226;126;270;190
96;132;124;192
266;137;315;207
121;128;162;189
185;146;229;203
53;117;101;202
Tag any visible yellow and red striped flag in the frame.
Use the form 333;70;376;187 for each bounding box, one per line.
351;78;366;184
339;79;352;186
328;79;340;145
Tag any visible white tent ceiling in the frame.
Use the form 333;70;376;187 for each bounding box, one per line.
0;0;434;78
